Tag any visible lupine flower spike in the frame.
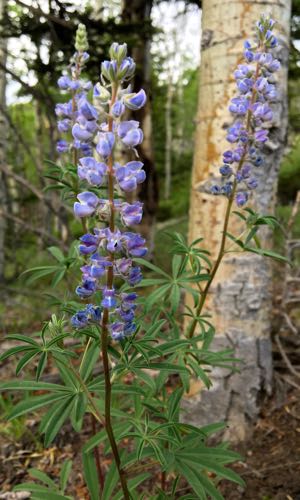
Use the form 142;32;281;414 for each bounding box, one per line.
56;27;147;341
211;15;280;207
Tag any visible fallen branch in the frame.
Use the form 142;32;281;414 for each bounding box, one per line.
275;334;300;380
0;209;67;250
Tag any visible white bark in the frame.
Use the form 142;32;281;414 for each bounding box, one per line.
185;0;291;441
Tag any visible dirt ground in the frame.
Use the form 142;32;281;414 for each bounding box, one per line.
0;334;300;499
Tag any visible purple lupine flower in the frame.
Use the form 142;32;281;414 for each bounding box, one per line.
74;192;99;217
247;178;258;190
57;119;71;133
78;157;107;186
78;97;99;121
79;233;100;254
252;102;273;121
111;100;125;118
57;75;72;89
128;266;142;286
117;121;143;148
55;101;73;118
236;192;248;206
115;161;146;191
255;129;269;142
57;38;148;340
219;165;233;177
124;232;147;257
118;57;136;81
96;132;115;157
56;140;69;153
123;89;147;110
90;254;112;278
76;278;97;298
72;123;94;141
71;310;89;328
101;288;117;308
120;202;143;226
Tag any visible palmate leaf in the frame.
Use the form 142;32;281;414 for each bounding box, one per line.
41;395;76;446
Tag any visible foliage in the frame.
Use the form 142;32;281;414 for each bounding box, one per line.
0;15;290;500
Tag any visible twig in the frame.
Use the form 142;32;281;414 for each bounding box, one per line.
0;209;67;250
275;334;300;380
282;312;298;336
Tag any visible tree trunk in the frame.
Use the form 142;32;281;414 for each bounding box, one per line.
185;0;291;441
0;0;7;282
121;0;159;253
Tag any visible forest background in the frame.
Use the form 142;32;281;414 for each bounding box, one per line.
0;0;300;497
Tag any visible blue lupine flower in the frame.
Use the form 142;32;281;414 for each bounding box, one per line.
120;202;143;226
123;89;147;110
76;278;97;298
101;288;117;308
115;161;146;192
236;192;248;206
74;192;99;217
57;75;72;89
78;157;107;186
124;232;147;257
57;119;71;133
111;100;125;118
117;121;143;148
56;140;69;153
96;132;115;157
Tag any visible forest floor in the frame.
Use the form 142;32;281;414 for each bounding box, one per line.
0;352;300;499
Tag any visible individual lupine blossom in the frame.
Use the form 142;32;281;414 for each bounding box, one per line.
211;15;280;207
56;38;148;340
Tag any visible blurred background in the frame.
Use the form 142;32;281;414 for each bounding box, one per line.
0;0;300;498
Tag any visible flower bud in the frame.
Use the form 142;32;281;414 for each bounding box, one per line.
109;42;127;64
93;83;111;104
75;23;89;52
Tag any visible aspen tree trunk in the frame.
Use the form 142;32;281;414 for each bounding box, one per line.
121;0;159;253
0;0;7;282
185;0;291;441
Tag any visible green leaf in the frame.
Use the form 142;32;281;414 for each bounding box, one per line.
244;245;291;264
102;455;119;500
51;268;67;287
0;345;34;363
36;351;48;381
0;380;70;392
43;396;75;446
48;246;65;262
79;340;100;381
14;484;69;499
5;334;40;347
176;460;207;499
82;451;100;500
28;468;57;488
60;460;72;493
7;393;68;420
15;349;39;375
134;362;188;374
134;258;170;278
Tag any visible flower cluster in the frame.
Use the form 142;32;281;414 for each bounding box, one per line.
211;15;280;207
56;30;147;340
